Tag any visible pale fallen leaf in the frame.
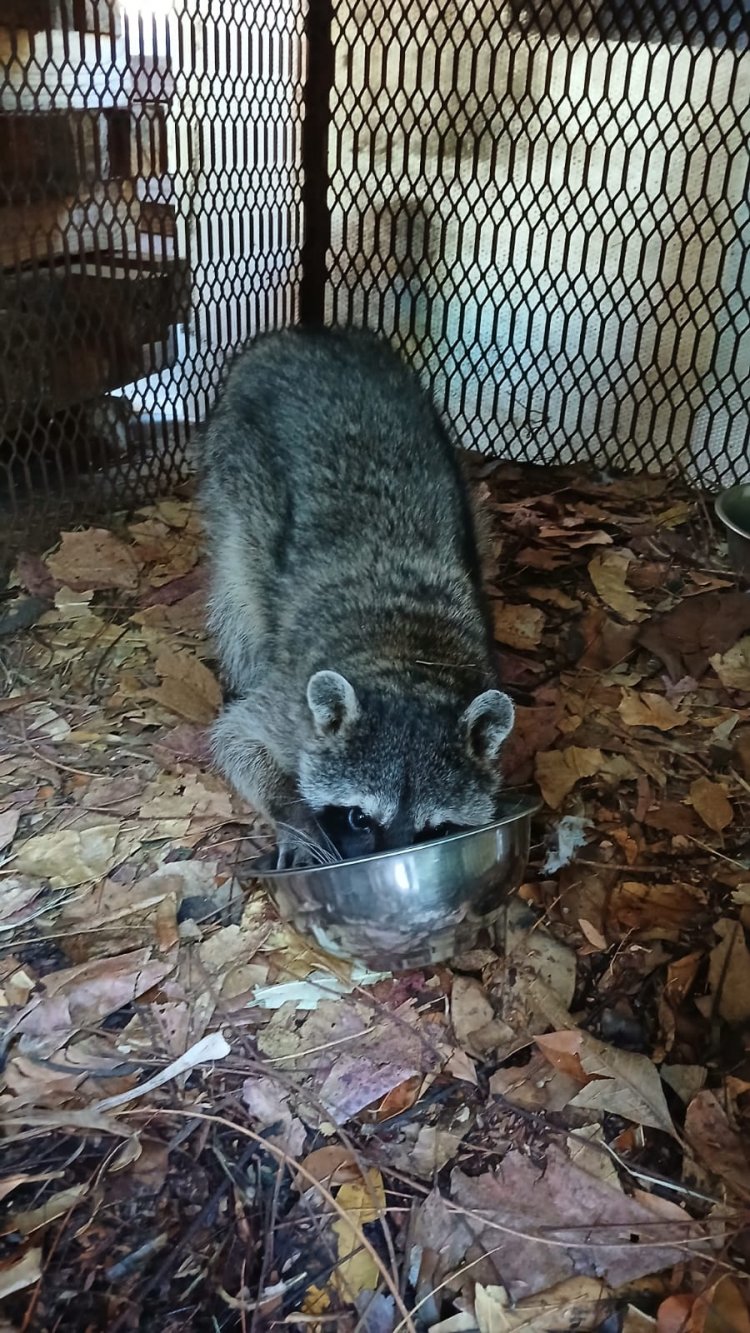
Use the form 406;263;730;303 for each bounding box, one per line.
451;975;497;1055
493;603;545;651
710;636;750;691
684;1088;750;1199
588;551;648;622
688;777;734;833
47;528;142;591
537;1029;675;1134
535;747;603;809
15;948;174;1043
473;1277;611;1333
0;1247;43;1299
53;586;95;619
0;808;20;851
332;1168;386;1298
618;690;688;731
0;879;46;931
242;1073;306;1157
578;918;608;950
707;919;750;1024
8;1184;87;1237
415;1147;700;1301
13;819;141;889
661;1065;706;1104
490;1049;582;1113
144;647;222;724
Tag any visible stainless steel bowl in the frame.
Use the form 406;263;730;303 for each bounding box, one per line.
715;483;750;578
245;796;540;971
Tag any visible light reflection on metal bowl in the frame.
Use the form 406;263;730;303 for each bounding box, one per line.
245;796;541;971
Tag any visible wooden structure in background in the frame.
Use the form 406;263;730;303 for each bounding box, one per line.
0;0;189;463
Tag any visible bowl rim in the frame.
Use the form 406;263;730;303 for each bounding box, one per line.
715;484;750;541
247;794;542;880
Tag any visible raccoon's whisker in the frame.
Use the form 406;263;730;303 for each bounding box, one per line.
275;821;341;868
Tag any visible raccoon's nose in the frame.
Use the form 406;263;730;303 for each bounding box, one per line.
380;814;416;853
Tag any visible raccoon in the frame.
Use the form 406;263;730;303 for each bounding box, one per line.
199;326;515;867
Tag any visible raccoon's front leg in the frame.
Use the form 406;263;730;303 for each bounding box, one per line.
210;699;321;869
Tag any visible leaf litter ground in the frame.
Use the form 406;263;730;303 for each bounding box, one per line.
1;463;749;1333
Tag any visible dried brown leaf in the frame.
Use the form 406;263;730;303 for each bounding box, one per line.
537;1029;675;1134
415;1146;698;1301
13;819;141;890
588;551;648;622
689;777;734;833
640;592;750;681
618;690;687;731
707;919;750;1024
710;636;750;691
0;1247;43;1299
535;746;603;809
684;1089;750;1199
146;647;222;724
608;881;706;940
493;602;545;651
472;1278;611;1333
47;528;142;592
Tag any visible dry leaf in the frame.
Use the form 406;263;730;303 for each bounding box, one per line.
331;1168;386;1298
416;1147;699;1301
0;1247;43;1299
609;881;706;940
493;603;545;651
15;948;173;1041
242;1074;306;1157
707;919;750;1024
618;690;687;731
640;592;750;681
710;636;750;692
47;529;142;592
0;808;20;852
588;551;648;622
14;819;139;889
451;975;496;1054
684;1089;750;1199
535;747;603;809
8;1184;87;1237
689;777;734;833
146;647;222;724
537;1030;675;1134
473;1277;611;1333
294;1147;359;1190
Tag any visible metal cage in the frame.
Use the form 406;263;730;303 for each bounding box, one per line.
0;0;748;552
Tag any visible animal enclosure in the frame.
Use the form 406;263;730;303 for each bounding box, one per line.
0;0;748;558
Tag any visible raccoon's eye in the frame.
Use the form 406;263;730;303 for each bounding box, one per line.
347;806;372;832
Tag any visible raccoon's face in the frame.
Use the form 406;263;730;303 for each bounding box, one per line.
297;670;515;860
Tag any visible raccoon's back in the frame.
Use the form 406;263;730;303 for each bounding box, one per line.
201;326;477;588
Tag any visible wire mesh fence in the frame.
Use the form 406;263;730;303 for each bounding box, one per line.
0;0;748;555
0;0;305;547
325;0;750;486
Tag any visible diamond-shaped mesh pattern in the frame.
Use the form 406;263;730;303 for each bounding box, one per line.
1;0;748;553
0;0;304;547
325;0;750;486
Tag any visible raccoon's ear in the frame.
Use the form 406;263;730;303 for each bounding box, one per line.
307;670;360;736
461;690;515;765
